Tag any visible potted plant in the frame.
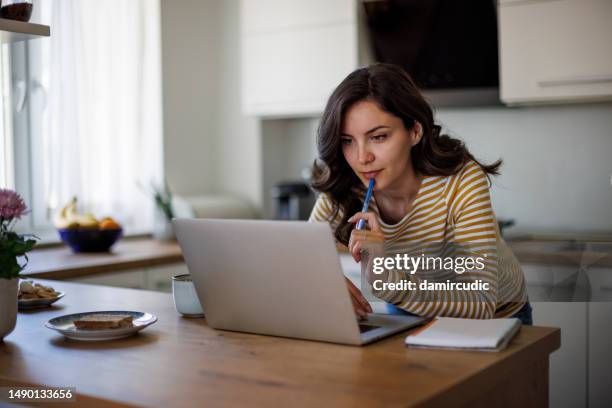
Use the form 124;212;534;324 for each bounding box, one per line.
0;189;36;341
150;181;175;241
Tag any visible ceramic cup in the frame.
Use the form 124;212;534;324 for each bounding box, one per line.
172;274;204;317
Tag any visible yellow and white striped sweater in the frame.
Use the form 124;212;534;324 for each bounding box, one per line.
309;161;527;319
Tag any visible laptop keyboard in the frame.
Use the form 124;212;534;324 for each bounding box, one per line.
359;324;381;333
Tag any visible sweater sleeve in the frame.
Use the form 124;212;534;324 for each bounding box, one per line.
308;193;344;230
368;163;499;319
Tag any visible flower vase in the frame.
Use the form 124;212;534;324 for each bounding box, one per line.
0;278;18;341
153;220;175;241
152;207;175;241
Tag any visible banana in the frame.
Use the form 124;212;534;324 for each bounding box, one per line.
54;197;99;229
54;197;76;229
76;213;99;229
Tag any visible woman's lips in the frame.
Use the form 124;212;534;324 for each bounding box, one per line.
361;170;381;180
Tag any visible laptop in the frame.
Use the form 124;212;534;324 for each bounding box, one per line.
173;218;426;345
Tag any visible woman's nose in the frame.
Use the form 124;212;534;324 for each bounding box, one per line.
357;145;374;165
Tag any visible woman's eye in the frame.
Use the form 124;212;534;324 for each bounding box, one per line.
371;134;387;141
341;138;352;145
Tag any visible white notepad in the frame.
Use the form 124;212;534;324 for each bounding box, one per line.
405;317;522;352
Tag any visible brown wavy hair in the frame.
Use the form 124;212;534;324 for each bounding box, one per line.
311;63;501;245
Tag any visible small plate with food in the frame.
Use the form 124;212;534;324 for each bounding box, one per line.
18;280;65;310
45;311;157;341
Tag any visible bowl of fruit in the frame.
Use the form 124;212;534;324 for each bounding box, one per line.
54;198;123;253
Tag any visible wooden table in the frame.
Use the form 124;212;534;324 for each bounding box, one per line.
0;281;560;408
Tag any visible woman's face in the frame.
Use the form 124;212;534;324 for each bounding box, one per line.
340;99;421;191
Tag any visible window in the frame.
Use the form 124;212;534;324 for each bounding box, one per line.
11;0;163;236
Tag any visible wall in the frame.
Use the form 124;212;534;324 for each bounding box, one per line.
256;102;612;234
211;0;262;210
160;0;220;195
160;0;261;210
436;102;612;235
261;119;318;217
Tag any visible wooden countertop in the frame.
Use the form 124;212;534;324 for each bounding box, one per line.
0;281;560;408
22;236;611;282
22;238;183;279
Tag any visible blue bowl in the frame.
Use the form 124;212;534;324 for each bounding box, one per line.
58;228;123;253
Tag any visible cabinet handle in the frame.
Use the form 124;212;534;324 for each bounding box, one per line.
500;0;564;6
538;74;612;87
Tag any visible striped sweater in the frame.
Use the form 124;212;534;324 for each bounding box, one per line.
309;161;527;319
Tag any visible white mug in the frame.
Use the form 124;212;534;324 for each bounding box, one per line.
172;274;204;317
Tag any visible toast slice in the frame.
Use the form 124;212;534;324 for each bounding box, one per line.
73;314;134;330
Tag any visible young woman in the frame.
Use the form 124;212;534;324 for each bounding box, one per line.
309;63;531;325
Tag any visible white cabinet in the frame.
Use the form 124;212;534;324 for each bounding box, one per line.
242;0;354;33
531;301;588;408
499;0;612;105
525;262;612;407
586;267;612;408
522;263;588;408
241;0;358;117
588;302;612;408
146;263;189;293
71;269;148;290
69;263;190;293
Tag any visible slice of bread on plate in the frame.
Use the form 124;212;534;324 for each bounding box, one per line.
73;314;134;330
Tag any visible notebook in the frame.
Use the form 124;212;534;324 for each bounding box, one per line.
405;317;522;352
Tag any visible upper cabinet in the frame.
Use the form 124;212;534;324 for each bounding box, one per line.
499;0;612;105
240;0;358;117
242;0;612;115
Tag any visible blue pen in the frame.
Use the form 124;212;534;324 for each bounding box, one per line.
357;179;375;230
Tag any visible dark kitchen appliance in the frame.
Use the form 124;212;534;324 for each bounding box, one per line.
271;182;315;220
363;0;499;105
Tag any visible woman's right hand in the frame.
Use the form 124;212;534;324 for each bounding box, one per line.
347;211;385;263
345;277;372;318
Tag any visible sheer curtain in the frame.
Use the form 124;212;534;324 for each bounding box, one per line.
0;47;13;189
32;0;163;231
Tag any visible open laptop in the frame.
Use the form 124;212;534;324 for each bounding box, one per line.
173;218;426;345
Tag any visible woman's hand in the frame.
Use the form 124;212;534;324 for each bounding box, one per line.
348;212;385;263
345;277;372;318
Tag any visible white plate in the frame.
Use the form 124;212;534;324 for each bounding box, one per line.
45;311;157;341
18;292;65;310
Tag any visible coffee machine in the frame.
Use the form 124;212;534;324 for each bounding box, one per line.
271;182;315;220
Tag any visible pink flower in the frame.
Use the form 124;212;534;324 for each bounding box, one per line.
0;189;28;221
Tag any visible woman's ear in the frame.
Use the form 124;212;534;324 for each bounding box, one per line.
412;122;423;146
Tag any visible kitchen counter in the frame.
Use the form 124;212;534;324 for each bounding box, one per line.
22;237;612;285
22;238;183;280
507;240;612;267
0;281;560;407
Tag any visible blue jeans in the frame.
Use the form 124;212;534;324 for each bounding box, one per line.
386;301;533;326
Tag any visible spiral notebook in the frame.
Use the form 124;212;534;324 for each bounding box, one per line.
405;317;521;352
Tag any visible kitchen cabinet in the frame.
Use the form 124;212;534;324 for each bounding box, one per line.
588;302;612;407
531;301;588;408
146;263;189;293
525;261;612;407
586;267;612;408
242;0;353;33
70;269;148;290
70;263;189;293
522;263;588;408
498;0;612;105
241;0;358;117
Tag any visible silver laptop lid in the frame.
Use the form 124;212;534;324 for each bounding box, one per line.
173;218;363;345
